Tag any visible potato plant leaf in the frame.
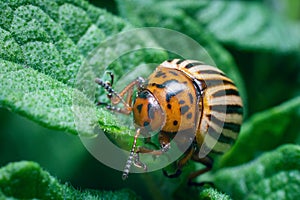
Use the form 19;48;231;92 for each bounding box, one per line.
0;0;166;140
119;0;300;53
0;161;138;200
212;144;300;200
193;1;300;53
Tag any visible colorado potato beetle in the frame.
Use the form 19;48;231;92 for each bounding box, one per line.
95;59;243;184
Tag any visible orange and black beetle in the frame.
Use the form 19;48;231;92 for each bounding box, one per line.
95;59;243;184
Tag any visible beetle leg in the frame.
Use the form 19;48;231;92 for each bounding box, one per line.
105;71;114;99
136;142;170;156
122;128;141;180
163;146;195;178
133;152;147;171
128;143;170;173
97;103;133;115
95;77;145;115
187;155;213;186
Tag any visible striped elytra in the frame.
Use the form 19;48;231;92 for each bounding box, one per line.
96;59;243;184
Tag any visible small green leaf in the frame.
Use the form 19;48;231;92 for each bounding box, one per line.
0;161;138;199
0;161;63;199
218;96;300;167
212;144;300;200
199;188;232;200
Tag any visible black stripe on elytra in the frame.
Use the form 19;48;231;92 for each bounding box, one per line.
205;79;235;87
200;143;224;155
147;104;155;119
207;125;235;144
198;69;226;76
212;89;240;98
206;114;223;127
185;62;203;69
136;104;143;113
210;104;243;115
223;122;241;133
176;59;185;64
207;114;241;133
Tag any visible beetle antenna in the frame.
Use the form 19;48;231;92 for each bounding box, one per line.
106;71;114;86
95;78;128;106
122;128;141;180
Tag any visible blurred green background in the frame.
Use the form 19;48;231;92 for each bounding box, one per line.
1;0;300;199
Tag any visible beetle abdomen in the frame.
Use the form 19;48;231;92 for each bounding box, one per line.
161;59;243;155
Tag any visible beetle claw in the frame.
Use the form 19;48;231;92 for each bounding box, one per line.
133;153;147;171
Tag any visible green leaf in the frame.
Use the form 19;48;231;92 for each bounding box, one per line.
0;161;138;199
218;96;300;168
193;1;300;53
0;0;167;138
212;144;300;200
117;0;248;113
121;0;300;53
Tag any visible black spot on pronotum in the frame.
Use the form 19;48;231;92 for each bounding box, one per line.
173;120;178;126
188;93;194;104
155;71;166;78
167;104;172;109
136;104;143;113
180;105;189;115
179;100;185;104
169;71;179;76
151;83;166;88
187;112;192;119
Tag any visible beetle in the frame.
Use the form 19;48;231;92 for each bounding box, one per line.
95;59;243;184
